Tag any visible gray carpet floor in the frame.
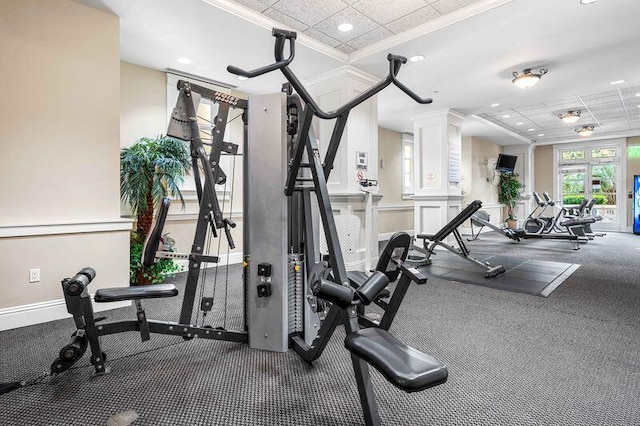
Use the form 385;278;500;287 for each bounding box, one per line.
1;231;639;425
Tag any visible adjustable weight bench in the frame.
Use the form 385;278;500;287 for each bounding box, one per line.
347;232;427;330
415;200;505;278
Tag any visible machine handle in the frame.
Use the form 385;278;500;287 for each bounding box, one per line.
226;30;296;78
227;28;432;119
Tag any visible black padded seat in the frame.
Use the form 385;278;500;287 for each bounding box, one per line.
94;284;178;303
416;233;435;240
344;327;448;393
347;271;390;300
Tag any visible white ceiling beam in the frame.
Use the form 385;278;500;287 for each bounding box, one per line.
469;114;532;144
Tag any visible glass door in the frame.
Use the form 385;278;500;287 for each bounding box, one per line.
560;164;588;207
590;162;619;230
558;145;622;232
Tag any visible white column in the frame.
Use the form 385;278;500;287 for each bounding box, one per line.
412;109;466;236
502;143;535;224
305;66;381;271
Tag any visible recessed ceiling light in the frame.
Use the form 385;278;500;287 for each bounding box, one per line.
538;133;545;137
636;93;640;97
610;80;626;85
491;103;500;107
516;122;524;125
177;57;191;64
237;75;248;81
409;55;424;62
338;23;353;32
528;128;535;131
502;114;511;118
579;0;598;4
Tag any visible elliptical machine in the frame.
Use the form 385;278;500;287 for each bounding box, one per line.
523;192;566;235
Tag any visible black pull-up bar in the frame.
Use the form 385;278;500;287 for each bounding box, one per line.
227;28;432;120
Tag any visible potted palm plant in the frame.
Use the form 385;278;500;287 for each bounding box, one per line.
120;135;191;284
498;172;525;229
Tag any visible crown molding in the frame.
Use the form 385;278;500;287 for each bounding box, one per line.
304;65;380;89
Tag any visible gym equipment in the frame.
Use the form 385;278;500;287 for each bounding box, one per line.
543;193;604;238
414;200;506;278
538;192;598;240
469;204;582;250
47;28;445;426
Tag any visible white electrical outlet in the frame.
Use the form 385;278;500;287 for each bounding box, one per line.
29;268;40;283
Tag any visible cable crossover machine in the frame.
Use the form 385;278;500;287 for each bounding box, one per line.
47;28;448;425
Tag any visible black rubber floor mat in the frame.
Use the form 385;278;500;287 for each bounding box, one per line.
416;251;580;297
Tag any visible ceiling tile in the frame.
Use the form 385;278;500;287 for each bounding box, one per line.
272;0;348;26
352;0;428;25
262;8;309;31
347;26;394;49
384;5;440;34
312;7;379;43
303;28;342;47
431;0;479;15
233;0;270;13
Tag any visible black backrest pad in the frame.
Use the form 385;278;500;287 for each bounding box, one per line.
376;232;411;282
431;200;482;242
142;198;171;268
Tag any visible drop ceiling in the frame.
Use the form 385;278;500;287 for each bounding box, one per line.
73;0;640;145
477;86;640;144
230;0;483;53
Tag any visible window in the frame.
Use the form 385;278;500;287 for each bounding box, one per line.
561;149;585;160
591;148;616;158
401;134;414;195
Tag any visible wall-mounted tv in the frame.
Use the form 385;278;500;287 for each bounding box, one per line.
495;153;517;173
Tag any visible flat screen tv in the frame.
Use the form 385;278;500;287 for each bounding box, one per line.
495;154;517;173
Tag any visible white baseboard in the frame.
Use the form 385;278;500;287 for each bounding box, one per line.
378;229;415;241
0;297;130;331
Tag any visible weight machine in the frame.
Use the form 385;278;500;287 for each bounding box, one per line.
46;28;448;425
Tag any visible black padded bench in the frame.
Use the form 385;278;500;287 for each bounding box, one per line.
94;284;178;303
415;200;505;278
345;327;448;392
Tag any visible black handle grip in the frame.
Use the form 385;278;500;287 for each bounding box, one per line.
227;30;296;79
312;279;354;309
356;271;389;305
387;54;433;105
224;222;235;250
272;28;297;39
227;61;289;78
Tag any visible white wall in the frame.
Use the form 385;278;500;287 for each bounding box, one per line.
377;128;413;237
0;0;130;329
